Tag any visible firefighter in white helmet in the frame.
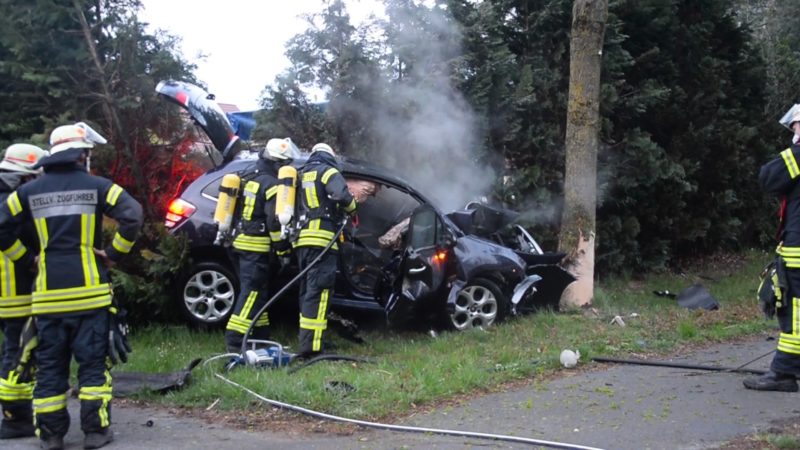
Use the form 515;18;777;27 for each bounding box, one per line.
746;105;800;392
294;143;357;357
0;143;47;440
0;122;143;449
224;138;297;352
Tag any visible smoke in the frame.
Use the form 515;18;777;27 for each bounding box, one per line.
366;3;495;212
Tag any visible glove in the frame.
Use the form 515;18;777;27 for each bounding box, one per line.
108;306;132;364
12;317;39;382
757;259;783;320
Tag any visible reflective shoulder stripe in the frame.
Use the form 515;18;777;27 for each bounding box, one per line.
321;168;338;184
7;192;22;216
781;148;800;179
106;184;124;206
266;186;278;199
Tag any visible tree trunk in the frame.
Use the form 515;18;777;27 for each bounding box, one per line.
558;0;608;309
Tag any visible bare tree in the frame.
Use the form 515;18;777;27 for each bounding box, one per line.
558;0;608;308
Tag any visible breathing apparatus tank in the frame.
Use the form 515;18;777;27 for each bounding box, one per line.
276;165;298;238
213;173;241;245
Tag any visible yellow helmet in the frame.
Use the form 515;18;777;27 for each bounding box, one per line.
0;144;48;174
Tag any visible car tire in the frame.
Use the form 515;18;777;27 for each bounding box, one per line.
446;277;509;331
177;261;239;328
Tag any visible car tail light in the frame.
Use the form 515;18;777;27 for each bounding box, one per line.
165;198;196;229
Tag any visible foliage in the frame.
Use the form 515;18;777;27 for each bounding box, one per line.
110;223;190;325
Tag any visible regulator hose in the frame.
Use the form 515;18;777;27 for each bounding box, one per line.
215;372;605;450
239;218;349;356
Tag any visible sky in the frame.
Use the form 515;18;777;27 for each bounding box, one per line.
139;0;385;111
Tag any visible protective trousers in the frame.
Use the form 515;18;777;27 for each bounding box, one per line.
33;309;111;440
1;317;33;422
296;247;337;355
771;267;800;375
225;251;271;351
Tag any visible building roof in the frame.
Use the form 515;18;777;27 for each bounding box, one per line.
218;103;240;114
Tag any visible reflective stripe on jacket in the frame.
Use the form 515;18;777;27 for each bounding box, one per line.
0;189;36;318
296;152;356;249
0;165;143;315
232;159;283;254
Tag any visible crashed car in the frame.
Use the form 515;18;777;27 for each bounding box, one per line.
157;80;574;330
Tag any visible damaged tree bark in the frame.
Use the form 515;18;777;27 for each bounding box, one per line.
558;0;608;309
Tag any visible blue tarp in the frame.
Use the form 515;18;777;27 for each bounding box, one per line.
227;111;257;140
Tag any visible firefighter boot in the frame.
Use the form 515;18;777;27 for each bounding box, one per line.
40;435;65;450
743;371;799;392
0;402;35;439
84;428;113;449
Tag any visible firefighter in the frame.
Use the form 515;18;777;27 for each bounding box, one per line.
224;138;295;352
0;143;48;439
746;105;800;392
0;122;143;449
295;143;357;357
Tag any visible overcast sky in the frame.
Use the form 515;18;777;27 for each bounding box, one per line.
139;0;385;110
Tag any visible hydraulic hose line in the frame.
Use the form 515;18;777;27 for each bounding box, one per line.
215;372;606;450
239;218;349;356
592;356;767;375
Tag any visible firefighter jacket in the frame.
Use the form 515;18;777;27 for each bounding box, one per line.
296;152;356;250
760;142;800;268
0;163;143;316
0;172;38;319
232;158;285;254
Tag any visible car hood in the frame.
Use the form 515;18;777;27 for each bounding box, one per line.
156;80;242;163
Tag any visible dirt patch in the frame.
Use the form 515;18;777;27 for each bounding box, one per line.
717;416;800;450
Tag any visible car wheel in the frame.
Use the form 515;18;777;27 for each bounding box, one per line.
178;261;238;327
448;277;509;331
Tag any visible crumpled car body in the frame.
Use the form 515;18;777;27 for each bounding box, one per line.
156;80;573;330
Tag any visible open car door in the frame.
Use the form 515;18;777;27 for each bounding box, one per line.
384;204;451;323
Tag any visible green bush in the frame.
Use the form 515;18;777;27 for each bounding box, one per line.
110;223;190;326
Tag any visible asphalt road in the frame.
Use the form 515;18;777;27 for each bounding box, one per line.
5;336;797;450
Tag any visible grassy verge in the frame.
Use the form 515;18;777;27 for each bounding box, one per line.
119;249;774;420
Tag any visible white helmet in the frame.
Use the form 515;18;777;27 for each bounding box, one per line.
0;144;48;174
311;143;335;156
262;138;298;161
779;104;800;131
49;122;107;154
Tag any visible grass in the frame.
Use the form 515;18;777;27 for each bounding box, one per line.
109;249;777;421
1;249;775;421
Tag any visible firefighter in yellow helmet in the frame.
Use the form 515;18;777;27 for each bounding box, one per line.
746;105;800;392
0;123;143;449
224;138;296;352
0;143;47;439
295;143;356;357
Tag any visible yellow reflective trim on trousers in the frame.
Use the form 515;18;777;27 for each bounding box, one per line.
78;374;112;427
112;232;134;254
3;239;27;262
34;217;48;292
240;291;258;319
34;393;68;414
321;167;338;184
7;191;21;216
299;315;327;330
225;321;248;334
795;297;800;336
782;148;800;179
106;184;123;206
313;289;330;352
0;375;33;401
255;314;270;326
